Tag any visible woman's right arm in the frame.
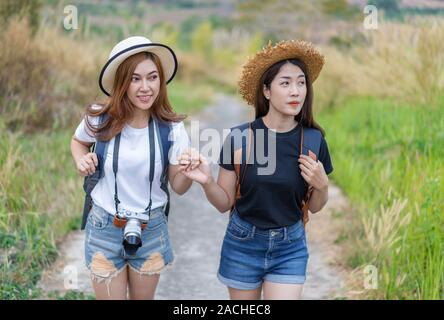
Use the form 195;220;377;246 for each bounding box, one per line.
70;136;98;176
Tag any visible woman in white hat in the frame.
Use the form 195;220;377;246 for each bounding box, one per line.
70;36;199;299
179;40;334;299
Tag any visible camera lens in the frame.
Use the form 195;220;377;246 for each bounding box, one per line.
123;235;141;255
123;219;142;255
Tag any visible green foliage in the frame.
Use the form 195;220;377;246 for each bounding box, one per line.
321;0;360;19
179;15;204;50
179;14;235;51
367;0;401;18
48;290;95;300
246;32;265;55
328;33;367;50
0;129;84;299
168;81;214;115
319;96;444;299
0;0;42;34
207;14;235;30
402;7;444;17
149;22;179;48
191;21;213;61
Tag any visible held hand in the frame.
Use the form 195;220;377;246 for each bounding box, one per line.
177;149;212;185
76;152;98;177
298;154;328;190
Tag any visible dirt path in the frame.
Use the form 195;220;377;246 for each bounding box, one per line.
38;94;350;299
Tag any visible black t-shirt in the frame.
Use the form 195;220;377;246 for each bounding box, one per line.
218;117;333;229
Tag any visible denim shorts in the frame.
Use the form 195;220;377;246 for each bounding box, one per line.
217;209;309;290
84;203;174;282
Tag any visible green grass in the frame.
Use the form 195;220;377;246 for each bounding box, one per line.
48;290;95;300
318;96;444;299
0;126;84;299
168;81;215;116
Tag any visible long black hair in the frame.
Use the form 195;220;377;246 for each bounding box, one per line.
254;59;325;136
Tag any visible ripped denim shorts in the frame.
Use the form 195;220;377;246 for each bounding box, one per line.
84;203;174;282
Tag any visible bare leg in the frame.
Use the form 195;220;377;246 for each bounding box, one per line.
228;285;262;300
262;281;303;300
91;265;128;300
127;266;160;300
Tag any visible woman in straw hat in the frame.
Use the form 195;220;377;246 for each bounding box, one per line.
179;40;333;299
70;36;199;299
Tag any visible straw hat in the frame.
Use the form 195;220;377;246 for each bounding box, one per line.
238;40;325;105
99;36;178;96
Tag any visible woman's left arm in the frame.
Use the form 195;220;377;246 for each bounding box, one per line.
168;147;201;195
298;154;329;213
167;122;196;195
307;185;328;213
168;164;193;195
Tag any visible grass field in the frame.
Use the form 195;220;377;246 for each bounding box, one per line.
318;96;444;299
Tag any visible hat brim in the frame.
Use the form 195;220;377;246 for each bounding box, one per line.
238;40;325;106
99;43;178;96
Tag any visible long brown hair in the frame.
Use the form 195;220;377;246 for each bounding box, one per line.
85;51;185;141
254;59;325;136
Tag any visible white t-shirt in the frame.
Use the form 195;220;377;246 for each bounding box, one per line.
74;115;190;214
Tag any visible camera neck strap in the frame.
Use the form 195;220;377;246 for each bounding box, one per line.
113;116;155;215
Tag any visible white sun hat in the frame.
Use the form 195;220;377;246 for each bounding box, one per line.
98;36;178;96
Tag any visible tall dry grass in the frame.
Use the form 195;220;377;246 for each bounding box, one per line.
362;195;411;260
176;22;264;92
352;19;444;107
0;17;104;133
314;18;444;112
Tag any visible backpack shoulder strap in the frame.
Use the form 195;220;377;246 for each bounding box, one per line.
300;126;323;229
93;113;109;179
300;127;322;160
81;112;109;230
232;121;251;132
232;122;252;212
231;121;251;178
155;118;173;171
154;117;173;217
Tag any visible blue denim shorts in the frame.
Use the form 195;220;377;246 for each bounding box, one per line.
217;209;309;290
84;203;174;282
